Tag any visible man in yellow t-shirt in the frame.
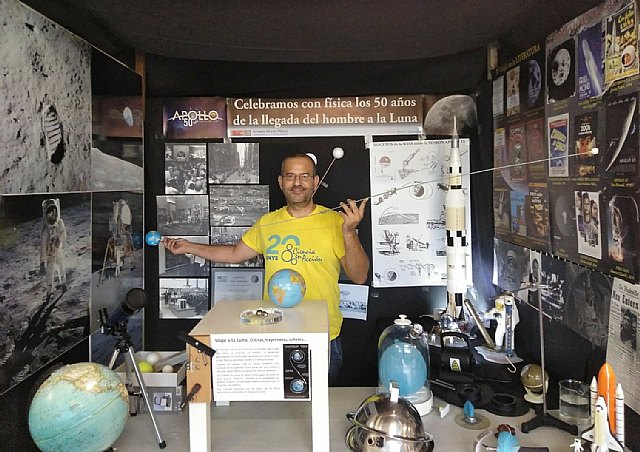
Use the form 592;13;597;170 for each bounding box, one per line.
165;153;369;384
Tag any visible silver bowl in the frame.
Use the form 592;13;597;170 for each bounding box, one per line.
345;391;434;452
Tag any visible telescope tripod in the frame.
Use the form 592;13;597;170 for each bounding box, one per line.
108;331;166;449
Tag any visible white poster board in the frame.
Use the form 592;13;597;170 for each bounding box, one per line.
369;139;472;288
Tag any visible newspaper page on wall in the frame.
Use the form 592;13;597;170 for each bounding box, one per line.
606;277;640;414
369;139;471;288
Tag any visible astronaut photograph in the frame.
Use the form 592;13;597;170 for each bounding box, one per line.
208;142;260;184
493;238;529;293
0;193;91;394
90;191;144;332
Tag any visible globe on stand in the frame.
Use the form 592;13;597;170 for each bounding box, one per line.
28;362;129;452
520;363;548;404
267;268;306;308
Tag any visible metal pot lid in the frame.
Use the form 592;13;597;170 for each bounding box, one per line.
348;387;431;443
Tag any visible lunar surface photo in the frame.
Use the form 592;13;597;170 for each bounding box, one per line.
0;0;91;194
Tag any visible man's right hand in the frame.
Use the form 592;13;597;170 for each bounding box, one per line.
163;238;190;255
40;262;46;275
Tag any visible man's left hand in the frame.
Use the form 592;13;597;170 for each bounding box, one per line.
339;198;368;233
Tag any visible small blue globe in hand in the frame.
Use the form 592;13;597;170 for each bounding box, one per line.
145;230;162;246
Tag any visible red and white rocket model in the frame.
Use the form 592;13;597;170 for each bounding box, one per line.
445;117;468;317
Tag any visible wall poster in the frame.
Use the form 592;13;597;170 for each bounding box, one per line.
369;139;471;288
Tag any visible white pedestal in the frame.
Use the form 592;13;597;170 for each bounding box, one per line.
187;299;329;451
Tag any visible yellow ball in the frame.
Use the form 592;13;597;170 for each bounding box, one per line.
138;361;154;373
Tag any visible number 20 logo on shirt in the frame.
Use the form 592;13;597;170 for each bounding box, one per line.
266;234;300;264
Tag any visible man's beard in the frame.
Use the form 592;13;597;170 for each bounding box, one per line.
284;187;313;205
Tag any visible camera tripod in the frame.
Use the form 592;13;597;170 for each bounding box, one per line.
106;321;166;449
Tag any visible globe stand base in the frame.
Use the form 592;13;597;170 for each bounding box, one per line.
106;324;167;449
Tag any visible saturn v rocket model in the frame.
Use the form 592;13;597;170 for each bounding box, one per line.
445;118;468;318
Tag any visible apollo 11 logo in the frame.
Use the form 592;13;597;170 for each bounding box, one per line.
168;109;222;127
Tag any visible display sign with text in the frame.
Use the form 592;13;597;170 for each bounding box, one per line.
227;95;423;137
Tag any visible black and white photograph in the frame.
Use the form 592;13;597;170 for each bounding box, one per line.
208;142;260;184
164;143;207;194
493;238;529;293
539;253;567;320
209;185;269;227
620;308;637;350
90;191;144;331
0;0;91;194
159;278;209;319
0;193;91;394
563;262;612;349
211;268;264;304
210;226;264;268
525;249;543;309
157;195;209;236
338;283;369;321
159;235;209;277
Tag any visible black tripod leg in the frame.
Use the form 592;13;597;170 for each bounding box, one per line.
127;347;167;449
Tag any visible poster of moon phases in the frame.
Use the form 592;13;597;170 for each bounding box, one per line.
547;38;576;103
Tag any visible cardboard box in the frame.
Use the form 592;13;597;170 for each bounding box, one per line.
116;351;186;388
136;385;184;414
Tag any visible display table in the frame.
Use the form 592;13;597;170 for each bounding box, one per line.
113;387;581;451
185;299;329;451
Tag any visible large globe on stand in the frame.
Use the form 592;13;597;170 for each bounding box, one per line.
28;362;129;452
267;268;306;308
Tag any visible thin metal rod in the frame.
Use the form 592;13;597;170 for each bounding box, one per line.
313;157;337;195
538;287;548;415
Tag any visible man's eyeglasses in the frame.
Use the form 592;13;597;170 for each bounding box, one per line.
282;173;314;182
